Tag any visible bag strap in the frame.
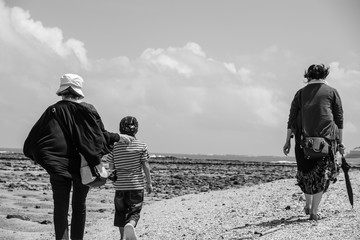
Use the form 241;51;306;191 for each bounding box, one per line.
296;88;305;146
51;106;74;146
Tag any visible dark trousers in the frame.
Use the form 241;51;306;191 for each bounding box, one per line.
50;173;89;240
114;190;144;227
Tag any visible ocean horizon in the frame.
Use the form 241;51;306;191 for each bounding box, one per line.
3;147;360;166
0;147;297;164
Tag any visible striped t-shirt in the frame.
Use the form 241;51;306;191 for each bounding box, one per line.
107;139;149;190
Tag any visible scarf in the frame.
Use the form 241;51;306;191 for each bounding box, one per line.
307;79;329;85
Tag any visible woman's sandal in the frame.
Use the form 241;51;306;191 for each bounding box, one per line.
309;213;321;221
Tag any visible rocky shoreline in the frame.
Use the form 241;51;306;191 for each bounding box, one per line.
0;152;298;199
149;158;297;198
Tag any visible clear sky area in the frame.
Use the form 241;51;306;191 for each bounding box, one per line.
1;0;359;156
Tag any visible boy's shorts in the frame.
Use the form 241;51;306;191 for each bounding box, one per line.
114;189;144;227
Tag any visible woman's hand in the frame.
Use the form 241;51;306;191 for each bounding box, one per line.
119;134;134;143
283;129;293;155
283;140;291;155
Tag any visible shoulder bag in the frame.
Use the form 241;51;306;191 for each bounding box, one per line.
302;137;330;159
79;155;108;187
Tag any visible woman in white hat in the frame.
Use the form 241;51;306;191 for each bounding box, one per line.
24;74;131;240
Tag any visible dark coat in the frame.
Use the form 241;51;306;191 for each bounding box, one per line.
287;83;343;142
23;100;119;178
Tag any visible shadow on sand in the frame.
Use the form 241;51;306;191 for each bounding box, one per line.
227;214;322;239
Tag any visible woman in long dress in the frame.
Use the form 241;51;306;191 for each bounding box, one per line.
283;64;345;221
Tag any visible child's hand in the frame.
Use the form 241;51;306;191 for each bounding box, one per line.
108;169;117;182
146;182;153;194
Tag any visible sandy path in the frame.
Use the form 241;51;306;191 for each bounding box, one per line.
1;166;359;240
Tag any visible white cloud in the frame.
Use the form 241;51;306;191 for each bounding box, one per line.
140;43;210;78
328;62;360;102
5;3;89;68
345;121;358;133
224;62;236;74
240;86;287;126
329;62;360;86
327;62;360;151
237;67;252;83
183;42;206;57
145;52;193;77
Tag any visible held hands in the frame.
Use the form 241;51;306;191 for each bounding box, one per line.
338;143;346;156
107;169;117;182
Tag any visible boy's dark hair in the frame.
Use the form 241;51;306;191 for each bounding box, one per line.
304;64;330;81
120;116;138;136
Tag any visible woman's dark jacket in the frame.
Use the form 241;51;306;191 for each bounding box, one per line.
287;83;343;143
23;100;119;178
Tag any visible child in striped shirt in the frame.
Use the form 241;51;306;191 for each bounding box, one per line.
107;116;152;240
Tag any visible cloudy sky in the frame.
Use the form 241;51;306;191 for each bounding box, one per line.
1;0;359;156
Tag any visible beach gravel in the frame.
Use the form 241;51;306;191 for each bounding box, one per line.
0;156;359;240
85;171;360;240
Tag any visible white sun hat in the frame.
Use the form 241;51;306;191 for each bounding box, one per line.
56;73;84;98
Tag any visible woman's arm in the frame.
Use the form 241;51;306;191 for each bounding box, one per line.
283;90;301;155
332;89;345;154
332;89;344;130
338;129;346;155
283;129;293;155
338;129;343;144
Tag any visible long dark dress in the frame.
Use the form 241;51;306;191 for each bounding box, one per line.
287;82;343;194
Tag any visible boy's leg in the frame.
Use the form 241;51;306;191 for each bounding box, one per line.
124;190;144;227
123;190;144;240
124;222;137;240
114;191;127;239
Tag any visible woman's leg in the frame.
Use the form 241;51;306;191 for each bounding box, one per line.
304;193;312;214
295;142;311;213
50;174;72;240
311;191;323;215
70;173;89;240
